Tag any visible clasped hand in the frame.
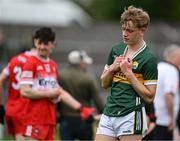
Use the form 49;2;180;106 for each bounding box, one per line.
110;56;132;74
50;87;63;103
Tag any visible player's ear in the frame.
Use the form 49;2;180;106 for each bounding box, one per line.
53;41;57;48
34;39;39;47
140;27;147;35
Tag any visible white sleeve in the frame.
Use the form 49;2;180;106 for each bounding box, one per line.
163;68;179;95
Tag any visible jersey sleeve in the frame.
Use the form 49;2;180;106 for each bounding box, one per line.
163;67;179;94
2;56;17;76
106;43;125;66
142;57;158;85
20;59;35;85
107;47;115;66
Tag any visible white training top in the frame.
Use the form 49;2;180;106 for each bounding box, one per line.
154;62;179;126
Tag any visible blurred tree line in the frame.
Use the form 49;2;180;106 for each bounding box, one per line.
73;0;180;22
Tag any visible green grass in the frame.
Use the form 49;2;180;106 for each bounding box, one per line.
0;122;99;140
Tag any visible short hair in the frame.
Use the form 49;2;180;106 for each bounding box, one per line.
32;27;55;45
120;5;150;28
163;44;180;60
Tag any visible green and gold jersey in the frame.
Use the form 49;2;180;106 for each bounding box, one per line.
103;42;158;117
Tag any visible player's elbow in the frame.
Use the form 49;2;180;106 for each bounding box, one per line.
144;93;155;103
101;82;109;89
143;85;156;103
100;77;111;89
20;88;26;98
145;97;154;104
20;85;30;98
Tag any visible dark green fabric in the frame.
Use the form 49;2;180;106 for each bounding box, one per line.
103;42;158;117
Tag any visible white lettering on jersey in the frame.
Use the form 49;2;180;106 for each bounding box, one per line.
21;71;33;78
37;65;43;71
25;125;32;136
38;77;57;88
44;64;50;73
12;66;22;90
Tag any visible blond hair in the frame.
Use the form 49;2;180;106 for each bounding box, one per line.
121;5;150;28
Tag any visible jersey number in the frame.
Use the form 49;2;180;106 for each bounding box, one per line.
12;66;22;90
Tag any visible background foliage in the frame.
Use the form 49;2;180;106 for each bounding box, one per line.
74;0;180;22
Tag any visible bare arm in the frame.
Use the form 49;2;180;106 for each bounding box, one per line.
120;58;156;103
126;73;156;103
20;84;60;100
165;93;175;130
100;66;114;89
55;87;95;120
145;102;156;134
101;57;123;89
0;72;8;104
60;88;82;110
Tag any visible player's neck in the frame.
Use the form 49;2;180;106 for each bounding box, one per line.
125;40;146;59
127;40;145;52
36;53;49;61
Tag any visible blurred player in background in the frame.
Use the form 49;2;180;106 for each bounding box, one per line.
153;44;180;140
0;47;36;140
58;50;104;141
0;78;5;139
20;27;94;140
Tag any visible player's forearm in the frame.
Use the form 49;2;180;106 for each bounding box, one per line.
0;84;3;105
20;85;60;99
165;93;174;119
60;89;82;110
101;62;122;89
0;72;8;104
100;69;114;89
0;87;2;105
125;72;156;103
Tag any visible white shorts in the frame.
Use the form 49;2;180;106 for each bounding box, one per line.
96;107;147;137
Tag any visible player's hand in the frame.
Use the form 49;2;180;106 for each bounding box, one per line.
50;95;61;104
79;106;95;123
147;122;156;134
119;57;132;75
110;56;124;72
168;119;175;131
50;88;62;103
93;114;102;121
0;105;5;124
79;106;95;121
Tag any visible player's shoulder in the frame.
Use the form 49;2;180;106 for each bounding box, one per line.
20;54;37;67
49;58;57;66
17;52;30;62
112;42;126;49
109;42;126;56
158;61;178;72
111;42;126;53
8;53;24;64
142;46;156;60
30;56;58;67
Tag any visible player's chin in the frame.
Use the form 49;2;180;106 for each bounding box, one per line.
40;51;50;57
123;40;128;44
